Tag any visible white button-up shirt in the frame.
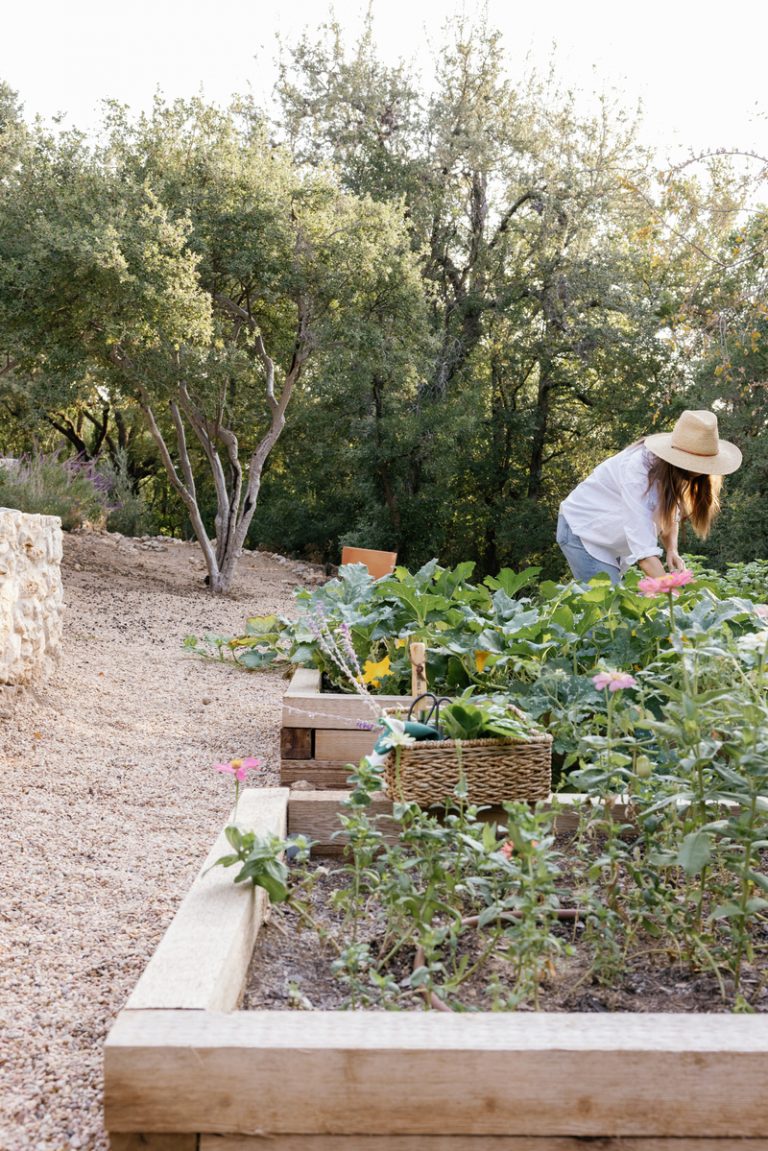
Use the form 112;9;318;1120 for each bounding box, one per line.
559;445;663;573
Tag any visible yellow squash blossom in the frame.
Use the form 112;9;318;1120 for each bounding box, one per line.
474;650;490;673
362;654;391;687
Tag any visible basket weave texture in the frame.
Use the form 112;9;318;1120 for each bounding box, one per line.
383;734;553;805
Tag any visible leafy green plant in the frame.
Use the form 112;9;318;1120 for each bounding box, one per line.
439;693;545;742
208;562;768;1010
212;826;290;903
189;557;768;781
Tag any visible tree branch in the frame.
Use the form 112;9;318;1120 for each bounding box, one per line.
0;355;19;379
489;189;543;250
46;414;89;458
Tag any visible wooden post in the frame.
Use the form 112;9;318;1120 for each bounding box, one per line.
409;642;427;698
280;727;314;760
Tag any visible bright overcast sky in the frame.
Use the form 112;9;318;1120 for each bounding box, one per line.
2;0;767;164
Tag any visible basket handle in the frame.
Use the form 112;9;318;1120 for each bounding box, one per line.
408;692;452;732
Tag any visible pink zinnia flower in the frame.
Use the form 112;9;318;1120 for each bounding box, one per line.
592;670;638;692
637;569;695;597
213;756;263;782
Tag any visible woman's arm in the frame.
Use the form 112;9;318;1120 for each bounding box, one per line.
660;519;685;571
637;554;666;578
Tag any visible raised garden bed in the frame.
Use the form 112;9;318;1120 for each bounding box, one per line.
104;787;768;1149
280;666;413;788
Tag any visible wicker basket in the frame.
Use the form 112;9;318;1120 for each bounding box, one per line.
383;734;553;806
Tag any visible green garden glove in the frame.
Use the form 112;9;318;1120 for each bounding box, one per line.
373;720;441;755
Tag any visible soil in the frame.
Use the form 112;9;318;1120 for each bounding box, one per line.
0;528;322;1151
243;857;768;1015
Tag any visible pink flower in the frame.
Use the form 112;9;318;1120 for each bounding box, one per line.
592;670;638;692
213;756;263;782
637;569;695;597
755;604;768;620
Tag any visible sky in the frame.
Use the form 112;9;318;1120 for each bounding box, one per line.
2;0;767;166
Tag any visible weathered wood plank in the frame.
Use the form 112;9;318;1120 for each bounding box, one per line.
286;791;623;852
125;788;289;1012
281;694;410;728
288;789;395;847
280;727;314;759
104;1010;768;1137
202;1138;768;1151
287;667;322;693
282;688;410;729
314;728;379;761
110;1135;197;1150
281;763;357;788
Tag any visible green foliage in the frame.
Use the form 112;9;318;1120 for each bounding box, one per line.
280;672;767;1008
213;826;290;903
209;557;768;1008
197;558;768;783
0;452;108;530
1;17;766;572
270;13;744;573
101;448;157;536
439;693;545;741
0;94;428;590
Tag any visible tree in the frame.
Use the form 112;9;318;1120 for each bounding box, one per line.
274;16;685;572
0;96;426;590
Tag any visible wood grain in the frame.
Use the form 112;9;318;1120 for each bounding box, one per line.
286;790;625;852
281;763;356;788
282;667;410;729
314;728;379;761
202;1138;768;1151
280;727;314;759
105;1009;768;1137
110;1135;197;1151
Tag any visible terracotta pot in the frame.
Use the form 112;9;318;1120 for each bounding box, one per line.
340;546;398;580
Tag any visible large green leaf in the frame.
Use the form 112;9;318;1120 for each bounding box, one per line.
676;830;713;876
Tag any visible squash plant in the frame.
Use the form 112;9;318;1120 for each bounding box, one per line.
186;557;766;778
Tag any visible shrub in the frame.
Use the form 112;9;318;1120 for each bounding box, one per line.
100;449;157;537
0;451;108;530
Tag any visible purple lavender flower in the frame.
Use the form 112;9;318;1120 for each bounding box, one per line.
306;609;324;640
337;620;361;675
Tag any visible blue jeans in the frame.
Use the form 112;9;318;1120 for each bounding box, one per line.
556;513;620;585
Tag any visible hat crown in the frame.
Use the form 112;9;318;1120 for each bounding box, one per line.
670;410;719;457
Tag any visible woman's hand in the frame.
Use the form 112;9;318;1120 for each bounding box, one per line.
666;549;685;572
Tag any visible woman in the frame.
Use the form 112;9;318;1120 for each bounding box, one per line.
557;409;742;584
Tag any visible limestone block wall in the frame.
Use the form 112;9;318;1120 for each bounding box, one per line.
0;508;64;685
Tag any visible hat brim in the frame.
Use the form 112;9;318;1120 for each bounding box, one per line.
644;432;742;476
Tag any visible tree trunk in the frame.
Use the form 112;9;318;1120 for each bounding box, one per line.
372;375;401;539
527;358;553;503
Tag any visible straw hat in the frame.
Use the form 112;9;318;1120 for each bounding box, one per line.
644;410;742;475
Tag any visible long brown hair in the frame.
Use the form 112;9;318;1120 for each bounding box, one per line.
645;451;723;539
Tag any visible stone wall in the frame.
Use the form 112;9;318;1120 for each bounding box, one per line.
0;508;64;686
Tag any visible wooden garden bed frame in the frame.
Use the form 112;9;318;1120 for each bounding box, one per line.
280;667;412;788
104;787;768;1150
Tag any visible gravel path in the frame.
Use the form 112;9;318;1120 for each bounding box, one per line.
0;530;312;1150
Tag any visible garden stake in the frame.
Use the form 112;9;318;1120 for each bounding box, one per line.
409;642;428;716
